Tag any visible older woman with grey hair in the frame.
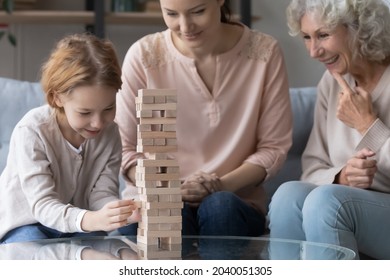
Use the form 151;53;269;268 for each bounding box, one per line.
268;0;390;259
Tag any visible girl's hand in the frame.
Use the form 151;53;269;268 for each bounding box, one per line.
81;199;138;232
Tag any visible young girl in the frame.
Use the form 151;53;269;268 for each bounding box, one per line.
0;33;138;244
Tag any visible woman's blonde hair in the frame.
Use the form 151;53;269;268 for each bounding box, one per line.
41;33;122;110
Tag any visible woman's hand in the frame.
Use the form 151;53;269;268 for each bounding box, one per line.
336;148;377;188
181;171;221;207
333;72;377;135
81;199;139;232
193;171;222;193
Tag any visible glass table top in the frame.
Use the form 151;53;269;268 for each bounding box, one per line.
0;235;355;260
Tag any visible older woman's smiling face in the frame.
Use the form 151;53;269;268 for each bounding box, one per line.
300;12;353;75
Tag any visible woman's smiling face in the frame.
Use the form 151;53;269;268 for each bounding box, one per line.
160;0;224;50
300;12;353;75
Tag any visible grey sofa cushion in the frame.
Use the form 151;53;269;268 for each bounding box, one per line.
0;77;44;172
263;87;317;200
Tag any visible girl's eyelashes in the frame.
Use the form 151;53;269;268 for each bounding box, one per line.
105;106;115;112
193;8;205;15
166;11;177;16
78;112;91;116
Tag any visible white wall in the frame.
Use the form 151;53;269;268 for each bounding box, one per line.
251;0;324;87
0;0;325;87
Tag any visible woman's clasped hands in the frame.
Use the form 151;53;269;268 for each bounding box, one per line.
181;171;222;207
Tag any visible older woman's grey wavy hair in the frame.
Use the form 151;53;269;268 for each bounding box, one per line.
286;0;390;63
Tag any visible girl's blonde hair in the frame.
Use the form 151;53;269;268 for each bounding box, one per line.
41;33;122;110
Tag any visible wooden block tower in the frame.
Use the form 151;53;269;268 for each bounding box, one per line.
135;89;182;259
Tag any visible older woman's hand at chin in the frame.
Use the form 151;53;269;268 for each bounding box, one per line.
333;72;377;134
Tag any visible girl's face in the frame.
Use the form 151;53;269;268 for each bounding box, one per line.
300;12;353;75
55;85;116;147
160;0;224;51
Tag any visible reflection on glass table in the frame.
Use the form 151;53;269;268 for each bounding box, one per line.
0;236;355;260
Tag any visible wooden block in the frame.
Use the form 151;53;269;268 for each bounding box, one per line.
143;230;181;238
139;117;176;125
138;88;177;97
138;194;159;202
154;138;166;146
137;242;182;253
166;95;177;103
156;194;170;202
154;222;182;231
169;180;181;188
138;131;176;139
137;103;176;112
138;222;160;231
170;223;182;231
138;158;179;167
157;181;169;188
164;110;177;118
154;96;166;103
137;124;152;132
171;195;183;202
163;124;176;131
135;95;155;104
139;250;182;260
157;223;171;231
158;194;182;202
142;215;182;224
140;187;181;195
166;167;180;173
138;173;180;181
137;234;159;245
158;209;171;216
136;180;157;188
136;110;153;118
137;180;182;189
137;138;154;146
136;166;159;174
140;208;159;216
159;237;183;249
146;202;183;210
138;181;168;188
139;221;182;231
170;209;182;216
137;145;177;153
167;139;177;146
148;153;169;160
158;242;182;251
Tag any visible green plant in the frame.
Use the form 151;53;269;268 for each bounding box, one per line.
0;0;16;46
